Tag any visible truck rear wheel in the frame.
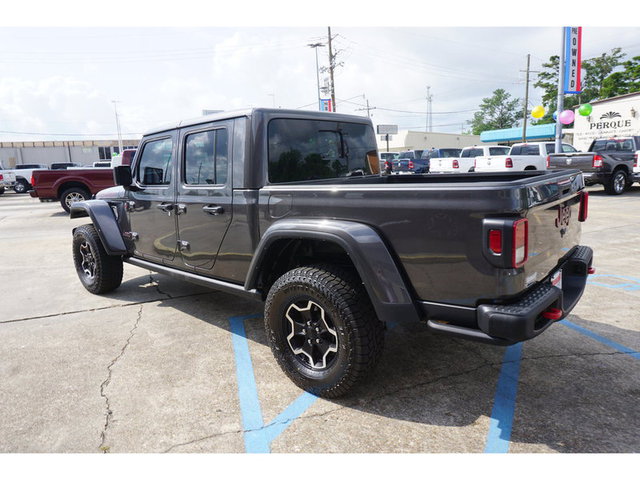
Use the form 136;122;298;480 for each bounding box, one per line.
264;264;385;398
0;187;4;195
604;170;627;195
72;224;123;294
60;187;90;213
13;179;29;194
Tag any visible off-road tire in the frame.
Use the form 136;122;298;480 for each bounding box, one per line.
264;264;385;398
604;169;627;195
0;187;4;195
13;179;29;194
60;187;90;213
72;224;123;294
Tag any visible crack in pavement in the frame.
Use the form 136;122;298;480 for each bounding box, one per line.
99;304;143;453
0;291;213;325
149;272;173;299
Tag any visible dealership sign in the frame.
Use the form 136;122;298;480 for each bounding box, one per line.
564;27;582;94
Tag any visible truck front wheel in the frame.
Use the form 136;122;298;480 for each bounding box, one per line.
604;170;627;195
264;264;385;398
72;224;123;294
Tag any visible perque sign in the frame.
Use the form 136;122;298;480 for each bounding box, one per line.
564;26;582;94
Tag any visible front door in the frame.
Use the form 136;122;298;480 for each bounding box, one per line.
127;134;178;264
175;122;233;273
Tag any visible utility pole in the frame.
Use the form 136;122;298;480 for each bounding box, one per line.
520;54;540;142
327;27;336;112
426;86;433;132
307;42;324;111
355;95;376;117
112;100;123;154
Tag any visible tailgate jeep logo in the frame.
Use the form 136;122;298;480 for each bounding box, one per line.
555;204;571;236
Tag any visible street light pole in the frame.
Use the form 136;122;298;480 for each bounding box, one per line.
112;100;123;154
307;43;324;111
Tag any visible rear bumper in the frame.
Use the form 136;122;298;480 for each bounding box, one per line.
582;171;609;185
422;245;594;345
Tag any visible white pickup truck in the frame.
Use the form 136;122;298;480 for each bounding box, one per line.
430;145;510;173
0;162;17;194
475;142;578;172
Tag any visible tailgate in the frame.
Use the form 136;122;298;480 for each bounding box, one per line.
521;174;583;290
549;153;595;172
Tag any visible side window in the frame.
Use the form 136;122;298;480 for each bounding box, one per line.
523;145;541;155
461;149;471;158
562;144;577;153
137;137;173;186
510;146;522;155
183;129;228;185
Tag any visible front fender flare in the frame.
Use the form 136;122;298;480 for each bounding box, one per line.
70;200;127;255
246;219;420;324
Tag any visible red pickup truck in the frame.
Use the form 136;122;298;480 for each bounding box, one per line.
30;149;136;212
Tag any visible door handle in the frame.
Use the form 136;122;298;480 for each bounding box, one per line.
157;203;174;215
202;205;224;215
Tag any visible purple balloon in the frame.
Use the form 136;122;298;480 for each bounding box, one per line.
559;110;575;125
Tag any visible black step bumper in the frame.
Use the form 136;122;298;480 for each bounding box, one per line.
423;245;594;345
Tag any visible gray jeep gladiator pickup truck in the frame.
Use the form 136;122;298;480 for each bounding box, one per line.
69;108;593;397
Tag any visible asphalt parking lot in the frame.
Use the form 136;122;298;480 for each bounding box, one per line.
0;185;639;454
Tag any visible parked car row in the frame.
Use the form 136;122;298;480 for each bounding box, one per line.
381;136;639;195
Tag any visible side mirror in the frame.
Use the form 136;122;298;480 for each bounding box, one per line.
113;165;133;188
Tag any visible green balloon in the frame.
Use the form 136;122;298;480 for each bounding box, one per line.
578;103;593;116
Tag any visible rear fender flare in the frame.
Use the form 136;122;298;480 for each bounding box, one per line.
70;200;127;255
246;219;420;324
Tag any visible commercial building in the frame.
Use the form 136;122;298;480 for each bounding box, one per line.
570;92;639;151
376;130;483;152
0;139;139;168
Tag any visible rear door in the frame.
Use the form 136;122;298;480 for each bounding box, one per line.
175;121;233;273
128;133;178;264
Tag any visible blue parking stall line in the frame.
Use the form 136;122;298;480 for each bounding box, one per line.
262;392;319;442
484;342;523;454
229;313;406;453
587;274;640;291
229;314;270;453
561;320;640;361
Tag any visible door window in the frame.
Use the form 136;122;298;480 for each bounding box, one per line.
184;129;228;185
137;137;173;186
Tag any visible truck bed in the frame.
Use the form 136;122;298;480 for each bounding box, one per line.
257;169;585;308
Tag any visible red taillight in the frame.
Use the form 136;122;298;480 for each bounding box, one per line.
592;155;603;168
546;155;550;168
505;157;513;168
512;219;528;268
0;174;3;181
31;175;36;187
453;159;459;169
634;153;638;168
489;229;502;254
579;191;589;222
408;161;414;169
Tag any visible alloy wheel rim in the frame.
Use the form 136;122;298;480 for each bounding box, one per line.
285;300;338;370
79;242;96;279
66;192;84;208
614;173;625;193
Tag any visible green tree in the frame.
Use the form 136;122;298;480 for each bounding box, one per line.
532;48;627;124
600;56;640;98
469;89;521;135
581;48;626;99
